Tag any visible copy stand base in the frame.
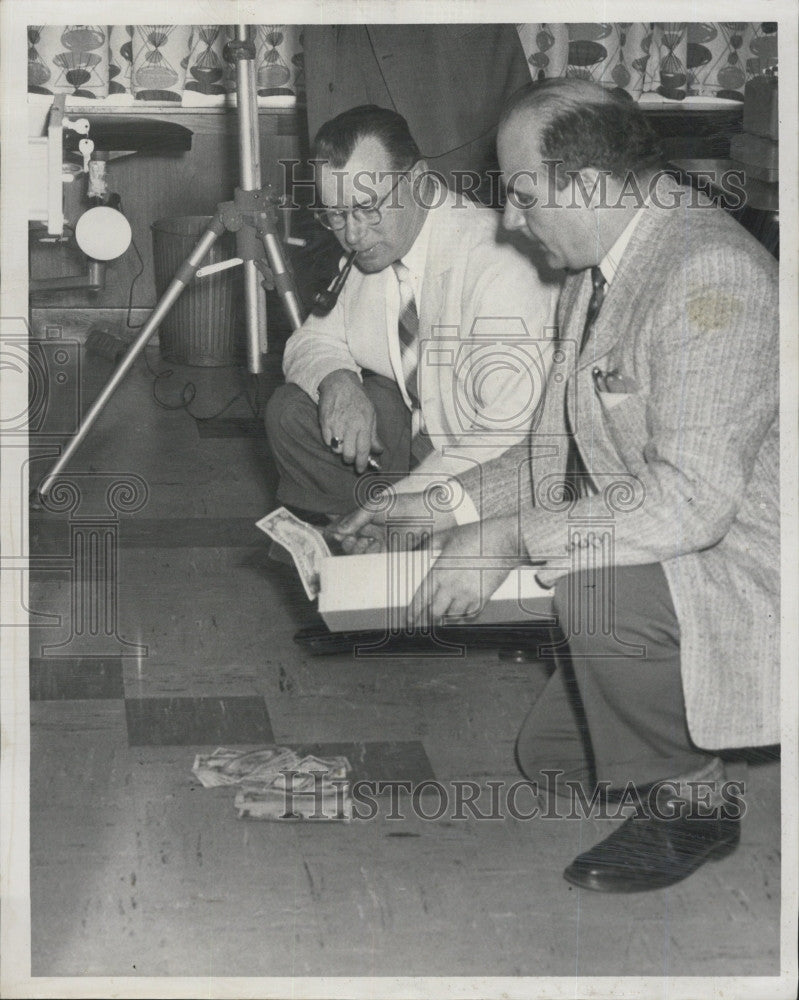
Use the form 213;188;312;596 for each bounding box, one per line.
293;617;560;659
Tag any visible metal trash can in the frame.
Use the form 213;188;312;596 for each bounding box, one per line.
151;216;240;366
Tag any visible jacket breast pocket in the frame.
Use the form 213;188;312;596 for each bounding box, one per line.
597;390;636;412
595;389;648;461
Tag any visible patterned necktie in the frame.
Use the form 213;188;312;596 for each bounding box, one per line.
564;266;607;498
580;266;607;354
392;261;420;406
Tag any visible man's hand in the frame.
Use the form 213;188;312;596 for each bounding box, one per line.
326;514;385;554
408;516;522;626
330;492;458;554
318;370;384;474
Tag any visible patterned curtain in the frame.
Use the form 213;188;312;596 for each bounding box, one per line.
515;22;778;100
27;25;304;102
28;23;777;105
517;24;653;97
646;22;777;99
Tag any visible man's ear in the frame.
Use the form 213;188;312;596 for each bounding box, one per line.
411;158;429;181
410;158;443;204
571;166;606;210
409;158;429;192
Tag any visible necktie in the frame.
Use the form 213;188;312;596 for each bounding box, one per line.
580;266;606;354
564;266;606;498
392;261;420;406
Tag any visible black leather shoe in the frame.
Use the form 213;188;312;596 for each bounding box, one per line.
563;807;740;892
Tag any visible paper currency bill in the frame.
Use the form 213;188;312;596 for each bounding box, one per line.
234;783;352;821
255;506;332;599
193;746;352;787
193;745;353;821
271;754;352;792
192;746;298;788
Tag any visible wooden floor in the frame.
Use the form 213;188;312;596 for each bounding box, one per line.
25;339;784;986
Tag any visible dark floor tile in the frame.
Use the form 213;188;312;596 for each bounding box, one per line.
29;516;262;551
125;695;274;746
26;566;72;583
30;657;125;701
196;417;266;439
290;741;435;786
29;520;69;557
122;517;261;548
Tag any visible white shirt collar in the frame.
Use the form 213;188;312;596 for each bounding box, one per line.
396;200;435;306
598;205;648;287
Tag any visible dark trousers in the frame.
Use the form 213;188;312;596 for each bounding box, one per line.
265;374;413;515
517;563;715;793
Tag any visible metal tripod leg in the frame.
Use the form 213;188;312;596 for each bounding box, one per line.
37;216;227;498
257;225;304;332
232;25;267;371
226;25;307;368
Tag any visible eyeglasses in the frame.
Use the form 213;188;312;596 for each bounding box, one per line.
313;172;409;232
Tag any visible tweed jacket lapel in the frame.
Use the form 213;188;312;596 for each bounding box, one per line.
560;216;647;480
572;229;642;376
576;175;691;374
560;271;595;446
563;193;677;448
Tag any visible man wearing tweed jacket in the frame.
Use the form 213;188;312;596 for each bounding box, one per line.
339;79;780;893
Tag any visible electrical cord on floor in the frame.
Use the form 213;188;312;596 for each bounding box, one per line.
124;232;146;331
123;232;263;422
139;335;262;422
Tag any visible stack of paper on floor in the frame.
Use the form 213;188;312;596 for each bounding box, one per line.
318;550;553;632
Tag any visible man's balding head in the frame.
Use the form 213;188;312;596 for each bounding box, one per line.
497;79;661;271
499;78;661;184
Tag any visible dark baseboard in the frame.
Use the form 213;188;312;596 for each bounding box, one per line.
29;306;156;344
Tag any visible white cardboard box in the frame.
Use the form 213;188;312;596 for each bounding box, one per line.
318;550;554;632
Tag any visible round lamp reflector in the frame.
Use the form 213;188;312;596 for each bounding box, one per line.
75;207;132;261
